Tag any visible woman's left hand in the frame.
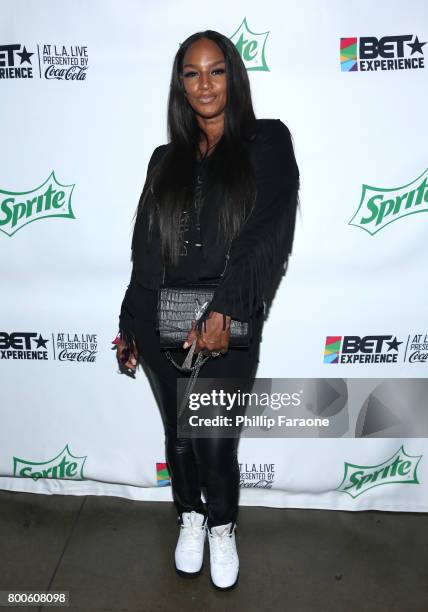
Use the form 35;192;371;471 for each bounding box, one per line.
183;311;231;355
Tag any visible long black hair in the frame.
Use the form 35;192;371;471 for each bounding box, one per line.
136;29;258;266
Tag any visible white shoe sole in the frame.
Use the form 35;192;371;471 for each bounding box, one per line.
175;562;204;578
210;570;239;591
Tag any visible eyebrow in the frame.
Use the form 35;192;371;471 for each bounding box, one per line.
182;59;226;69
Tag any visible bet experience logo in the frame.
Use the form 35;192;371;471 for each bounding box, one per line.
324;335;402;365
0;333;49;360
336;446;422;498
325;333;428;365
0;43;89;80
0;172;75;237
13;445;87;481
349;168;428;235
341;35;426;72
231;18;269;71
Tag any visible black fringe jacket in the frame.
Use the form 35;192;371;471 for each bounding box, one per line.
118;118;300;350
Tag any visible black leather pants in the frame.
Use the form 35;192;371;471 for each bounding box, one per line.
133;301;263;529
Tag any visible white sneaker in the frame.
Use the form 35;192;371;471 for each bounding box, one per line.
174;511;207;577
208;522;239;590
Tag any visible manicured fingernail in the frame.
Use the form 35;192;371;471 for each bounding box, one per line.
183;341;189;349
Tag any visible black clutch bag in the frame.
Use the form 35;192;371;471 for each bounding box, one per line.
156;283;249;349
155;245;249;417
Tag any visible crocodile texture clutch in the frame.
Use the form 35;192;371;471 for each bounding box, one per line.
156;284;249;349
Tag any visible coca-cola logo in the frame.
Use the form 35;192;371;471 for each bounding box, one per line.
408;351;428;363
239;478;272;488
45;64;87;81
57;348;97;362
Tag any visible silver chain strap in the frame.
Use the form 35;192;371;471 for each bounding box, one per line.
165;300;222;421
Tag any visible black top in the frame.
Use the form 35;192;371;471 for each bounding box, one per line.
121;155;226;326
163;156;225;285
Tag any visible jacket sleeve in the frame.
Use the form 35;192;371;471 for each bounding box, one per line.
118;145;166;350
203;119;300;323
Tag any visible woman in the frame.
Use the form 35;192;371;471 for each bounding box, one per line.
115;30;300;590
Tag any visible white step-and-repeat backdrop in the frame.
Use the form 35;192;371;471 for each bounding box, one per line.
1;0;427;512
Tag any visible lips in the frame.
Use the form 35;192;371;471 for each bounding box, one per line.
198;95;216;103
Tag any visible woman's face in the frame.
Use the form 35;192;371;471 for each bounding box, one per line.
180;37;227;120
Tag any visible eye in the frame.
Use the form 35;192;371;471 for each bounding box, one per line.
183;70;198;78
212;68;226;75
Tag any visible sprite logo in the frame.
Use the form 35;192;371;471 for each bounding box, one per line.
0;171;75;236
231;17;270;71
336;446;422;498
13;444;87;481
349;167;428;235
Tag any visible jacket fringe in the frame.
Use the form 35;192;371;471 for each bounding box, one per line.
118;296;138;356
197;120;300;326
205;181;300;324
118;327;137;356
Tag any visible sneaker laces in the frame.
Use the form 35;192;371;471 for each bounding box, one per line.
179;511;206;554
209;524;236;565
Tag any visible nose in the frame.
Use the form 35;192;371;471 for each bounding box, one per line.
198;71;212;90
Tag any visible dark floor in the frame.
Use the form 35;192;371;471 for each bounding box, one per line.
0;491;427;612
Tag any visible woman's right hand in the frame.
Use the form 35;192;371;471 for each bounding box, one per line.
115;338;138;373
